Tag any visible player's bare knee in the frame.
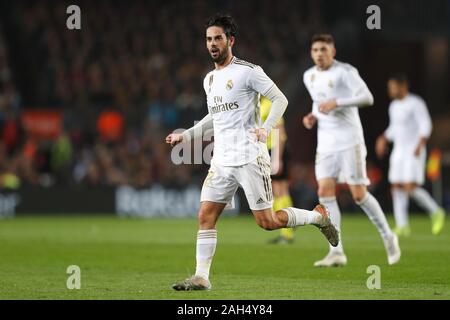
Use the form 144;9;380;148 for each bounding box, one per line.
404;183;417;194
351;191;366;203
392;184;407;193
318;187;335;198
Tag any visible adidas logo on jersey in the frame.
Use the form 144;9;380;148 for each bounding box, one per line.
256;197;265;205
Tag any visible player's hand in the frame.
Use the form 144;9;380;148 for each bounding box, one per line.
375;135;388;159
251;128;268;143
414;143;423;157
318;100;338;114
302;113;317;129
165;133;184;147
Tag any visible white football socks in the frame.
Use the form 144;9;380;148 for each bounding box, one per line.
392;188;409;227
320;196;344;254
356;192;393;240
411;187;440;216
195;229;217;280
284;207;322;227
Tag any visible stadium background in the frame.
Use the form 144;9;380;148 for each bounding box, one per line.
0;0;449;217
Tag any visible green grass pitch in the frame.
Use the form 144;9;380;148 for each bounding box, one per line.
0;214;449;299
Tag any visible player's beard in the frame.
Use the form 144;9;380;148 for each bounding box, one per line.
210;45;229;64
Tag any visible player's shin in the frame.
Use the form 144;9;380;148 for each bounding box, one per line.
410;187;440;215
282;207;323;227
195;229;217;281
392;188;409;228
356;192;393;240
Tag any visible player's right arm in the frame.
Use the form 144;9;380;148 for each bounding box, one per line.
375;103;394;158
302;112;317;129
165;113;213;147
375;134;389;159
166;72;215;147
302;71;317;130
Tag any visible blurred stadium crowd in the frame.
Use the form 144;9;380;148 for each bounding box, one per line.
0;0;322;192
0;0;449;209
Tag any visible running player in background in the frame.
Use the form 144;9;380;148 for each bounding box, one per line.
166;15;339;291
375;74;446;236
302;34;401;267
260;96;296;244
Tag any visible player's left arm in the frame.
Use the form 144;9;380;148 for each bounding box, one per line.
413;98;433;156
261;85;288;133
319;67;374;114
247;67;288;142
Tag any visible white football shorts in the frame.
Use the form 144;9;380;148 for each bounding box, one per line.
200;153;273;210
388;148;426;185
315;143;370;185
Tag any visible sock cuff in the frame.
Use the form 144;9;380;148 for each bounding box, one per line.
319;196;337;203
355;192;371;206
198;229;217;234
197;229;217;240
283;207;297;228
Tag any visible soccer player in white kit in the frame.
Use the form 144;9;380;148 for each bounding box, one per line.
375;74;446;236
302;34;401;267
165;15;339;291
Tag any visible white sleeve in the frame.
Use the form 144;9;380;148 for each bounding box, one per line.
336;67;374;107
303;72;315;112
413;98;432;138
203;73;211;94
247;66;275;97
182;113;214;142
261;85;288;132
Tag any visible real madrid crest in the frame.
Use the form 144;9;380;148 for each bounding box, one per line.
226;79;233;90
328;79;334;88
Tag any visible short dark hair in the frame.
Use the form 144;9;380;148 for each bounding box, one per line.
311;34;335;45
389;73;409;86
205;13;237;38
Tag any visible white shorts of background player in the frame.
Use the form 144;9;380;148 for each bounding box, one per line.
315;143;370;185
388;147;426;185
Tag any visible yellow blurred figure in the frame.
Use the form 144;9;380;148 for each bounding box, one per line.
260;96;295;244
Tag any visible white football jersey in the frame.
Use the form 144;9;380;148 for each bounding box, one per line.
303;60;370;153
203;56;275;166
385;93;432;152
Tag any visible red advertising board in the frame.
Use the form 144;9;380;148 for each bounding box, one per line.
21;110;63;140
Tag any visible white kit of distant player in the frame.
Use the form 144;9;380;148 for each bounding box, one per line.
387;93;430;185
302;34;401;267
304;61;368;165
376;75;445;236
